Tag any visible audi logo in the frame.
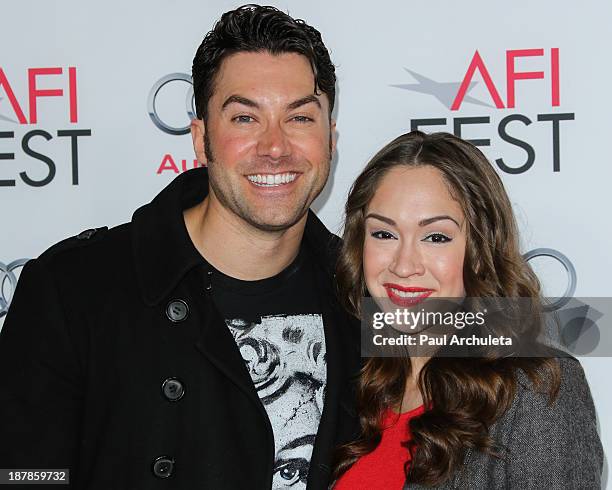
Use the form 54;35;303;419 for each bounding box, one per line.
522;248;577;311
0;259;29;318
147;73;196;135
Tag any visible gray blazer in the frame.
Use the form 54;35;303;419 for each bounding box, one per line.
405;356;603;489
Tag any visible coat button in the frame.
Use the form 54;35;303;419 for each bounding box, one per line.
166;300;189;322
161;377;185;402
152;456;175;478
76;228;97;240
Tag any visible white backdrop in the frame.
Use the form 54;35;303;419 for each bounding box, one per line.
1;1;611;486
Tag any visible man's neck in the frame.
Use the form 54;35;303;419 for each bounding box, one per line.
183;195;307;281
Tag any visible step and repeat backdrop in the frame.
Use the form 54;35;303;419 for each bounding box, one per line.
1;0;611;485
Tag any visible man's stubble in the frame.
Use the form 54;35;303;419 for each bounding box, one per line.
203;130;333;233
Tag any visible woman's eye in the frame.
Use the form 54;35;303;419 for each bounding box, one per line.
370;230;396;240
233;115;254;123
423;233;451;243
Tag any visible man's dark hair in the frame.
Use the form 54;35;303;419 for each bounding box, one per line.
192;4;336;120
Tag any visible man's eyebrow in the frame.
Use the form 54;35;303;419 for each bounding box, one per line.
221;95;259;110
287;95;321;111
365;213;396;226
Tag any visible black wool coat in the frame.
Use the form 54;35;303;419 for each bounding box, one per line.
0;167;361;489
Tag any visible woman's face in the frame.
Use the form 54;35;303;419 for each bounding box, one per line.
363;165;467;307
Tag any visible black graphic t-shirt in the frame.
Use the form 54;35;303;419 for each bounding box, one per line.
208;242;327;490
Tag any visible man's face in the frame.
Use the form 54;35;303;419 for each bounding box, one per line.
192;51;336;232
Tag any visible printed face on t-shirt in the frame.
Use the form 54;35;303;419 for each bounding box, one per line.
227;313;326;488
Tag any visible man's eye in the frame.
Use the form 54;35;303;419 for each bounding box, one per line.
422;233;451;243
371;230;396;240
233;115;254;123
291;115;313;123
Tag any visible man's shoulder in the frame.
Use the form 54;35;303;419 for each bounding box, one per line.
303;210;342;266
37;222;133;273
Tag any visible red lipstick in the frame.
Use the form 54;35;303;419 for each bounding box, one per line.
382;283;434;307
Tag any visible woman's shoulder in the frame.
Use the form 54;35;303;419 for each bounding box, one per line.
476;356;603;489
513;355;593;416
405;357;603;490
481;355;599;458
498;354;597;434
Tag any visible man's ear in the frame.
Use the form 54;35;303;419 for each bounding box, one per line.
191;118;208;166
330;119;337;155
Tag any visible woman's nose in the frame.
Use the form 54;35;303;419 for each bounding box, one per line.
388;240;425;278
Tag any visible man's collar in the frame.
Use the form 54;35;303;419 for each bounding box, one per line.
131;167;339;306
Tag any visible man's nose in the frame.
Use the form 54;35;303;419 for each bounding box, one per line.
257;122;291;160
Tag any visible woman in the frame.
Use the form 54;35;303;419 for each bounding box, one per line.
332;131;603;489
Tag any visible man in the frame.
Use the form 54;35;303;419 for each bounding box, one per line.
0;5;360;489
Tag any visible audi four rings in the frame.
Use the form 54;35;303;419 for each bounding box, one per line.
0;259;29;318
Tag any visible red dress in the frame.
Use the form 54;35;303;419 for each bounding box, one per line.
333;404;425;490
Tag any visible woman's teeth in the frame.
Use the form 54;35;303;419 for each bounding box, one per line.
390;289;427;298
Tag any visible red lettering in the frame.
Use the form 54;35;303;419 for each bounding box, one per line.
157;154;179;174
180;159;201;172
551;48;560;107
28;67;64;124
506;49;544;109
451;50;505;111
68;67;78;122
0;68;27;124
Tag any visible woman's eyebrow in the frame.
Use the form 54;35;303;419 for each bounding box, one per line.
418;215;461;228
365;213;395;226
365;213;460;228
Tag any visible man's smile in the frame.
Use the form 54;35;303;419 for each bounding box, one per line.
246;172;301;188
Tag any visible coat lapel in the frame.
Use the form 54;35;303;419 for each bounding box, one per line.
307;265;347;489
193;273;271;425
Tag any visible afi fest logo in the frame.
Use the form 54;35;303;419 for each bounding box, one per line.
148;73;203;175
394;48;573;174
0;67;91;186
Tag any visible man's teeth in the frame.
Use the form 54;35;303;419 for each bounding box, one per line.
390;289;428;298
247;173;298;186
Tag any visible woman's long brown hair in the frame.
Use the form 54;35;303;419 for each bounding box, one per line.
333;131;560;486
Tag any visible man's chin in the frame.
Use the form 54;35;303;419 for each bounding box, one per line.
236;206;307;233
247;216;305;232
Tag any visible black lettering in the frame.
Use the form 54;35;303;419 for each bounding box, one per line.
453;116;491;147
20;130;55;187
410;118;447;132
537;113;575;172
496;114;535;174
57;129;92;185
0;131;15;186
